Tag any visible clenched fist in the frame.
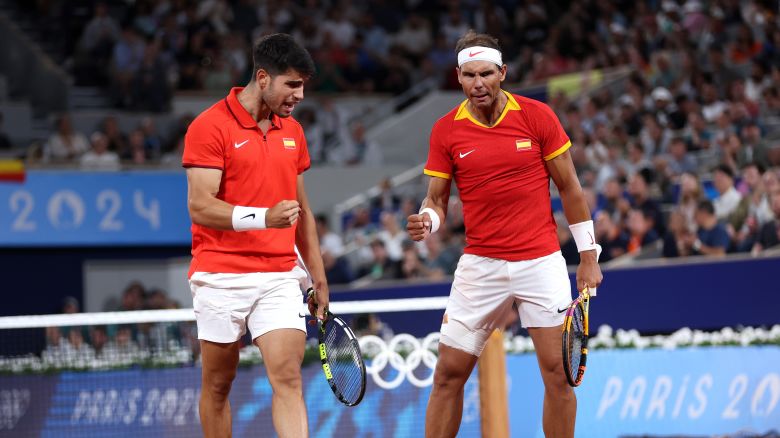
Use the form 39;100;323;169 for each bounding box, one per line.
266;200;301;228
407;212;431;241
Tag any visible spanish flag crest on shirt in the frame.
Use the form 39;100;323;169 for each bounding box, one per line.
516;139;532;151
283;138;296;149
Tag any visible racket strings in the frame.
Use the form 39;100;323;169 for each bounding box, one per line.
567;305;585;379
323;322;363;403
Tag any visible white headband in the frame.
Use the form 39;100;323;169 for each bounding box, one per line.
457;46;503;67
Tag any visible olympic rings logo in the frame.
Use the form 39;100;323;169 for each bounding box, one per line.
358;333;440;389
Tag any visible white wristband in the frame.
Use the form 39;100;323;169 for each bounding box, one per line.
232;206;268;231
419;208;441;234
569;220;597;253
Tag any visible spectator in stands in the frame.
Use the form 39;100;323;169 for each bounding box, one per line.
676;172;705;232
145;288;170;310
61;296;80;314
160;135;185;167
728;163;767;250
626;207;660;254
76;1;120;85
0;112;12;150
739;121;771;170
372;177;401;213
66;329;96;363
101;115;128;156
296;108;324;163
139;117;163;159
359;239;401;280
400;240;440;280
663;210;695;258
344;121;382;166
316;214;353;285
80;132;120;171
594;210;628;262
376;211;406;262
712;164;743;221
89;325;109;359
351;313;393;341
111;24;146;107
662;137;698;177
627;169;664;236
343;205;377;266
752;188;780;254
43;114;89;163
102;326;141;362
126;129;147;164
118;281;145;311
687;200;730;257
132;42;172;112
423;232;460;275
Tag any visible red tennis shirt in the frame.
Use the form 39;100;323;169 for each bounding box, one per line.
424;90;571;261
182;87;310;276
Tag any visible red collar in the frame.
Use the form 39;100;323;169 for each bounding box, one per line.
225;87;281;130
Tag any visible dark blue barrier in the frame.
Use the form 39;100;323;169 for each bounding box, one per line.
2;346;777;437
331;254;780;335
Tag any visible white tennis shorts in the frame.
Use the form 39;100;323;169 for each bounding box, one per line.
189;267;308;343
440;251;572;356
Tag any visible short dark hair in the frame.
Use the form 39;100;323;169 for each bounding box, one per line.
741;161;765;174
636;167;655;186
714;164;734;179
455;30;501;54
252;33;315;79
696;199;715;215
315;213;329;227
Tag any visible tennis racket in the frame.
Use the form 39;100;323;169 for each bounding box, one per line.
561;287;590;387
309;290;366;406
295;249;366;406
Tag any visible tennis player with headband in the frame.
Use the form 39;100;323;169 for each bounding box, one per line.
407;30;602;438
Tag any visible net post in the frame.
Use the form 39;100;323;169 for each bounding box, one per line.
478;329;509;438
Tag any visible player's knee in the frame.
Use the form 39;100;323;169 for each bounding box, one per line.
204;370;236;401
268;365;303;394
432;359;471;390
540;363;573;398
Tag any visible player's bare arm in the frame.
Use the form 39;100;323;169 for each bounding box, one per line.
408;176;452;241
186;167;301;230
546;150;603;292
295;174;329;320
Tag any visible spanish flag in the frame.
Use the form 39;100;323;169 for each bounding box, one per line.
516;139;532;151
0;159;25;182
282;138;296;150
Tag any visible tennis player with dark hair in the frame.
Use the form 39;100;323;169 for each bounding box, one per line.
407;30;603;438
183;33;328;437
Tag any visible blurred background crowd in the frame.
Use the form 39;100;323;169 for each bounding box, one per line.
1;0;778;286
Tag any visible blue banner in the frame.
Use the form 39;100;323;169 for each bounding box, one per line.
0;171;191;246
2;346;777;437
507;346;780;437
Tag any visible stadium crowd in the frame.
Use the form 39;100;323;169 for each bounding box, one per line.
37;283;197;369
5;0;780;281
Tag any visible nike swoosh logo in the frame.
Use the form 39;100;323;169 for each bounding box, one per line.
588;232;594;245
241;213;255;220
298;312;308;318
557;307;569;314
234;140;249;148
459;149;476;158
469;50;484;57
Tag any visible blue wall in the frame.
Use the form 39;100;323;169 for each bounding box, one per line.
2;347;777;437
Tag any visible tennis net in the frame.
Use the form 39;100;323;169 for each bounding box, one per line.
0;296;486;438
